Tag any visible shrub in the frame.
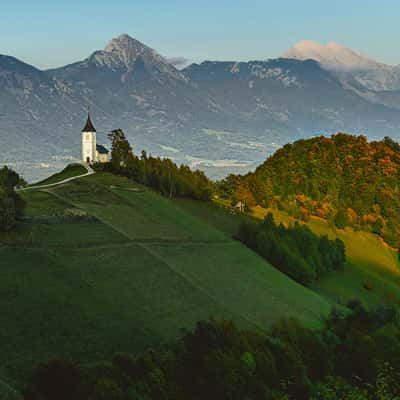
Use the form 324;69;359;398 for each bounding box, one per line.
363;281;374;291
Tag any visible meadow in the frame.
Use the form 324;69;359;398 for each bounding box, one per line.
176;198;400;307
0;172;331;388
247;206;400;306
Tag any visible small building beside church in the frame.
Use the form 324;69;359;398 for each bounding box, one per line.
81;113;109;163
96;144;109;163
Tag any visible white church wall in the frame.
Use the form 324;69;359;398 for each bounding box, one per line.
82;132;97;163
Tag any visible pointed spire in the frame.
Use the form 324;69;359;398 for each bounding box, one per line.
82;111;96;133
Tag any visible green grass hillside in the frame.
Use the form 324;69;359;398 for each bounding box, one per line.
245;206;400;306
176;199;400;306
31;163;87;186
0;172;331;387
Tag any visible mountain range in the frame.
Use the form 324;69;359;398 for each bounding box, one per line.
2;34;400;181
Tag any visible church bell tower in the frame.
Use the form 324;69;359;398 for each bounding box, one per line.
82;113;97;163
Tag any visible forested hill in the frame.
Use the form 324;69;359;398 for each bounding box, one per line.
219;134;400;247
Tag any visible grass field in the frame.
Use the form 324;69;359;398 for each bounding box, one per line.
246;206;400;306
31;163;87;186
19;190;69;216
0;172;331;388
174;197;257;237
176;199;400;306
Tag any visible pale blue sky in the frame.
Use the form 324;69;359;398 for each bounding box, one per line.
1;0;399;69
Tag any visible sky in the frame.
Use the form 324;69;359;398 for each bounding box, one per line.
1;0;399;69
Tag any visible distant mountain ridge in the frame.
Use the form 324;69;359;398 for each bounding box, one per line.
1;34;400;182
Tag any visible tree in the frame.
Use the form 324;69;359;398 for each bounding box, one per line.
334;208;349;229
107;133;213;201
333;239;346;270
0;167;24;231
108;129;133;172
218;134;400;247
237;212;345;286
0;188;16;231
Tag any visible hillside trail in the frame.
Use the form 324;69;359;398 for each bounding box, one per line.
16;164;94;192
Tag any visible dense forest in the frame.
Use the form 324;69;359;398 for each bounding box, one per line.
97;129;213;201
237;213;346;286
24;303;400;400
0;166;24;231
219;134;400;247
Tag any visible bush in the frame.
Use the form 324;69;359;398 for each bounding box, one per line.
363;281;374;291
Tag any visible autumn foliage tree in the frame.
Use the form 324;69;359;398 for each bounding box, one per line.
219;134;400;247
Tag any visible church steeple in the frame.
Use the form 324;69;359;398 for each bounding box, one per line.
82;113;96;133
82;111;97;163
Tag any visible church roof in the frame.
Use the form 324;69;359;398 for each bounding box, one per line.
96;144;109;154
82;113;96;132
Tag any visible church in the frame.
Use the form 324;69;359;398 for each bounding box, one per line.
81;113;109;163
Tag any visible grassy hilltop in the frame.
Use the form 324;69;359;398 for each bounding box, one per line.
32;164;88;186
0;172;330;386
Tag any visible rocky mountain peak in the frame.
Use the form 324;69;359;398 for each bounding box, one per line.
93;33;165;70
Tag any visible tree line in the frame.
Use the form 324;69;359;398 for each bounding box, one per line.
24;302;400;400
218;134;400;248
237;212;346;286
97;129;213;201
0;166;24;231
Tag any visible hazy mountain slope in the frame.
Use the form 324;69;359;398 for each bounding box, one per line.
184;58;400;139
0;55;85;178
